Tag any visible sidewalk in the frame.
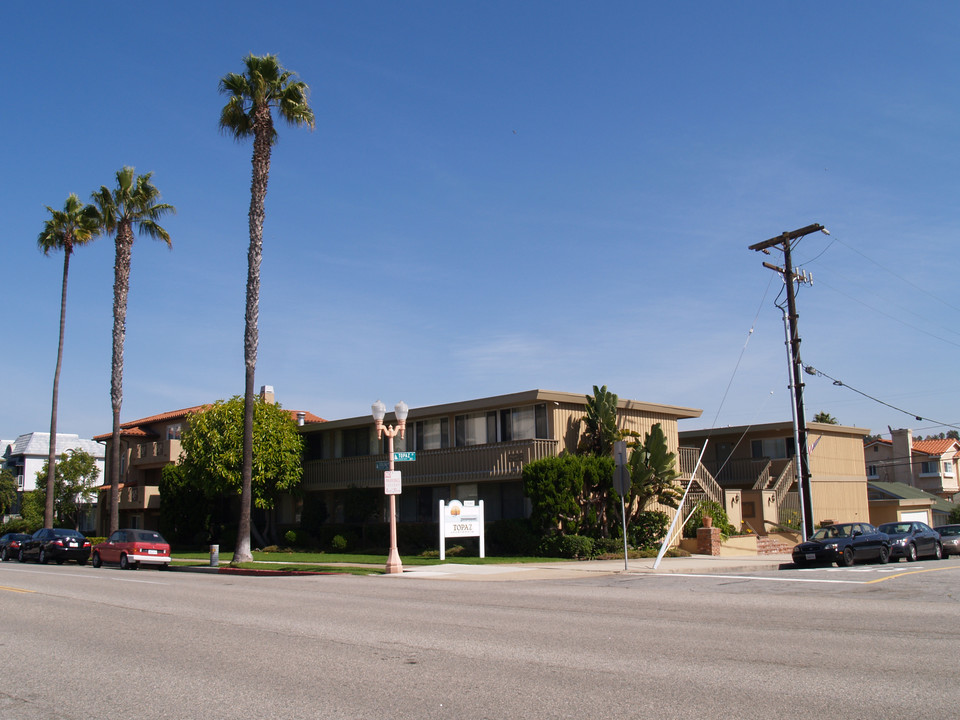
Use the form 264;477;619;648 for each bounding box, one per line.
389;553;795;581
175;553;795;581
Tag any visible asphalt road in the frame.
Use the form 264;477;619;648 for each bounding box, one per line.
1;560;958;719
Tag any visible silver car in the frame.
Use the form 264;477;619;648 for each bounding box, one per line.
934;524;960;557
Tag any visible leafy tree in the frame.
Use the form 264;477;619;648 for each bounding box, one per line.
578;385;620;456
0;469;17;515
177;396;304;550
219;54;314;563
29;449;100;529
92;167;174;535
812;411;838;424
37;193;99;527
625;423;682;522
949;504;960;524
523;454;617;539
948;430;959;441
159;463;215;547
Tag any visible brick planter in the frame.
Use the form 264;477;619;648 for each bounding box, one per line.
697;526;722;556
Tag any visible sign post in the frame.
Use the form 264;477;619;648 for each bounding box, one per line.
439;499;485;560
614;440;630;571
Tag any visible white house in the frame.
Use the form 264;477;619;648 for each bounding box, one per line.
3;432;106;492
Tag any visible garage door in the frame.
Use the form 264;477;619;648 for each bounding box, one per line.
900;511;929;523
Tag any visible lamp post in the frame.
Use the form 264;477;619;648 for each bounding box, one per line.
372;399;408;574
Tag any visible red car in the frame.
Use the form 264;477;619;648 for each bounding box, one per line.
91;529;171;570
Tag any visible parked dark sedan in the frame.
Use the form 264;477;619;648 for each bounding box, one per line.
792;522;890;567
18;528;91;565
934;524;960;557
0;533;32;562
877;521;942;561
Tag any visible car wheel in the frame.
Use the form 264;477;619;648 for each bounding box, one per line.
0;548;8;562
838;547;855;567
120;554;130;570
906;543;918;562
934;543;943;560
92;552;102;568
39;549;48;565
878;545;890;564
18;549;25;563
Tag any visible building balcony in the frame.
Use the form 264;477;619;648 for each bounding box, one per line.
302;439;561;491
130;439;181;467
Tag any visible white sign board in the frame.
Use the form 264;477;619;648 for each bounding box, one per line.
383;470;402;495
439;499;485;560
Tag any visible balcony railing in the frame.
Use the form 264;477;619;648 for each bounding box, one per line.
303;439;560;491
130;439;181;467
673;447;723;504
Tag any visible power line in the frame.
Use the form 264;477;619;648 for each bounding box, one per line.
803;365;960;431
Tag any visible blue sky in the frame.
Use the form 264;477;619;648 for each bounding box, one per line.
4;2;960;442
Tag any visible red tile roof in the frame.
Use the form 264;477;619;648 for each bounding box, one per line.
94;404;326;441
913;438;960;456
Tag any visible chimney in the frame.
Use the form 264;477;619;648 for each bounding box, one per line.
259;385;275;404
890;428;914;486
296;412;306;426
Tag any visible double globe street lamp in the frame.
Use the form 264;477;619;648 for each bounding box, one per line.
371;399;408;574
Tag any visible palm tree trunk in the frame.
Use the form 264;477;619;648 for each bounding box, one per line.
109;223;133;536
234;106;273;565
46;244;72;527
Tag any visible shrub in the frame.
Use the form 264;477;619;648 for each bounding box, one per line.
1;517;32;534
284;530;298;546
330;534;348;552
538;533;595;559
682;499;734;539
486;519;539;556
629;510;670;549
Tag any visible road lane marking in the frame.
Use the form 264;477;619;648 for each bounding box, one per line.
864;565;960;584
0;585;35;593
653;573;865;584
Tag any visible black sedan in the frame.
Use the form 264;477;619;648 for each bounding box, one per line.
792;522;891;567
934;524;960;557
0;533;32;561
18;528;91;565
877;521;942;561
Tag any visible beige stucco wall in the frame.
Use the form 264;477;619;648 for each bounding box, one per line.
811;479;869;525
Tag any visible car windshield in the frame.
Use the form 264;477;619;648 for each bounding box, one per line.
54;529;85;539
812;525;851;540
936;526;960;536
879;523;911;534
133;530;167;543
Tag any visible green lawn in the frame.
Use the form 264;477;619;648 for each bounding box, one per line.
172;551;566;567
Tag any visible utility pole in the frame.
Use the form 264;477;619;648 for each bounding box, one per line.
749;223;825;540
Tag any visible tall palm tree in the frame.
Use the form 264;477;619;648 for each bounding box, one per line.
92;167;175;535
218;53;314;563
37;194;100;528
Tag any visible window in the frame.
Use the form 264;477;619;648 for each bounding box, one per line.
167;424;181;440
341;427;370;457
867;465;878;478
920;460;939;475
415;418;449;450
751;437;795;459
455;411;497;446
500;404;548;441
944;460;954;476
